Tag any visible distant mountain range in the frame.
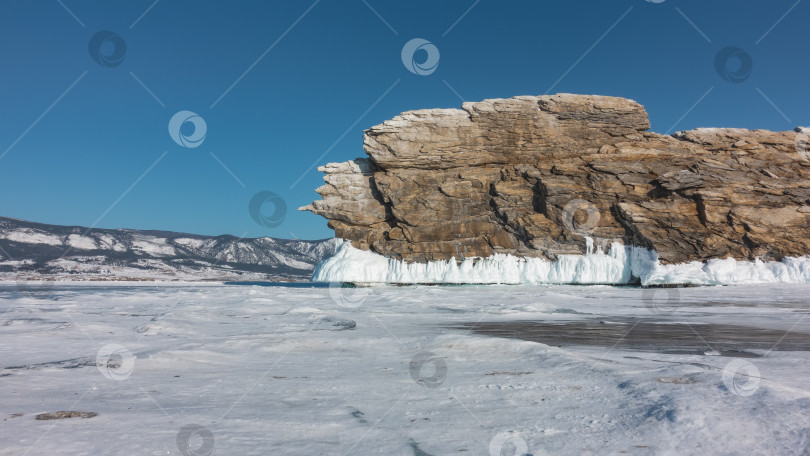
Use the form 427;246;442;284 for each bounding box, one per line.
0;217;336;282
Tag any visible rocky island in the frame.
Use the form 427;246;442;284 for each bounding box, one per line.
301;94;810;273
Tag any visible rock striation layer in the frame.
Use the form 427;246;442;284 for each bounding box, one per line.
301;94;810;264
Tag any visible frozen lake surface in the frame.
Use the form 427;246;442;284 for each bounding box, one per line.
2;282;810;455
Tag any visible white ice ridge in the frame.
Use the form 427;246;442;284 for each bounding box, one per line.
312;239;810;286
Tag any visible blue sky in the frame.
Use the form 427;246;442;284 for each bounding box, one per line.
0;0;806;240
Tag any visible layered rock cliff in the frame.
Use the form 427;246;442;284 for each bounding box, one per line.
301;94;810;264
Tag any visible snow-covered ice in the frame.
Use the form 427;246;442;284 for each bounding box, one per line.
313;239;810;286
1;281;809;455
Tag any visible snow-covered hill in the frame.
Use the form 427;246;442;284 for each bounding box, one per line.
0;217;336;282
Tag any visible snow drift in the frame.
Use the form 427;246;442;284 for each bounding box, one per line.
312;239;810;286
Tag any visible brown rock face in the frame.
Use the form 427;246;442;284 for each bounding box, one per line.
300;94;810;264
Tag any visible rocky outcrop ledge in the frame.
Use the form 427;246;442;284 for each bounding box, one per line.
301;94;810;265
